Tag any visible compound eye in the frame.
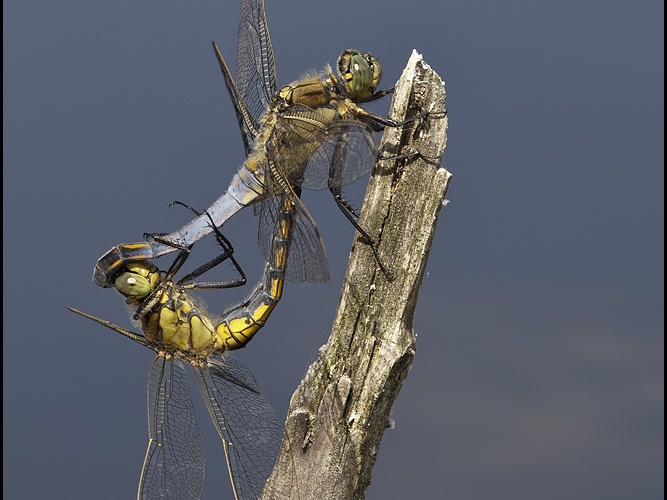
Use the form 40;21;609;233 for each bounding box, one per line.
337;49;357;75
367;54;382;91
114;272;152;299
337;49;383;102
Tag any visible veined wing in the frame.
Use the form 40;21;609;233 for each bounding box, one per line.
195;352;282;500
257;189;329;284
272;104;379;190
236;0;277;126
212;0;276;154
213;42;260;155
139;356;206;500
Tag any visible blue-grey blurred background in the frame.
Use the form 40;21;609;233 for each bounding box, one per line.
4;1;663;499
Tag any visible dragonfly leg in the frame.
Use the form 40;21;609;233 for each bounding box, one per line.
132;202;246;320
170;201;247;291
377;110;448;164
130;242;194;320
330;187;394;279
140;200;215;257
378;148;444;164
363;87;395;102
355;105;447;132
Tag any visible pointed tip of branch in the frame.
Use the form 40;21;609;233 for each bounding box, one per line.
403;49;445;91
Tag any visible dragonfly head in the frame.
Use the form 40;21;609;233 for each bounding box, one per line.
113;261;160;300
337;49;382;102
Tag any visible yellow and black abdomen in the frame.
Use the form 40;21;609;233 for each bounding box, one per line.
213;195;295;351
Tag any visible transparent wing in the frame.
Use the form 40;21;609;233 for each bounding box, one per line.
196;352;283;500
257;189;329;284
212;41;260;155
139;356;205;500
212;0;276;153
272;104;379;191
236;0;277;126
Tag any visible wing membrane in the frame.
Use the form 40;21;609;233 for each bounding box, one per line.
212;0;277;154
196;352;282;500
139;356;205;500
257;190;329;284
236;0;277;127
272;104;379;190
212;41;260;155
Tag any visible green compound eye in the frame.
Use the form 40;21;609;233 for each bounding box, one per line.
347;52;373;94
114;272;152;299
338;50;382;102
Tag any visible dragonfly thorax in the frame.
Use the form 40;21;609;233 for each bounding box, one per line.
278;78;334;110
141;283;218;355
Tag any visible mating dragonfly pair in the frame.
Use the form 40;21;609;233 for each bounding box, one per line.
71;0;445;497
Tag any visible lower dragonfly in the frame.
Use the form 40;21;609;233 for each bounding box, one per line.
70;197;299;500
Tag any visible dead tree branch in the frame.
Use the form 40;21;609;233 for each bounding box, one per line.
264;50;451;500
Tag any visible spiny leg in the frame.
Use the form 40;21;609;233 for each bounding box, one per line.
329;186;394;279
169;201;247;291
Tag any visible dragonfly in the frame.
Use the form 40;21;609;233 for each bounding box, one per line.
93;0;442;290
71;200;299;500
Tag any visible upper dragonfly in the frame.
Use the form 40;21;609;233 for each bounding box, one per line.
94;0;428;289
